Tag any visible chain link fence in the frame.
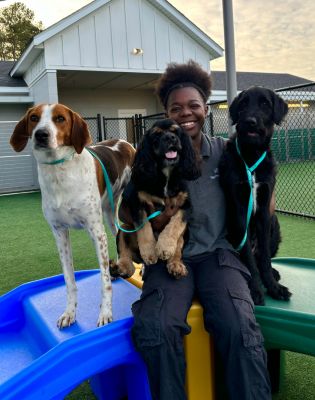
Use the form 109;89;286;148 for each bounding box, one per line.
88;82;314;218
210;82;315;218
84;114;102;143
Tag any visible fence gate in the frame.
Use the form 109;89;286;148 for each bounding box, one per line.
0;121;39;194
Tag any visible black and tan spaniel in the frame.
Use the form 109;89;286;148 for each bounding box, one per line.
110;118;200;279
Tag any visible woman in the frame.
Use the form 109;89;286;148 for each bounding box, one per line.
131;60;271;400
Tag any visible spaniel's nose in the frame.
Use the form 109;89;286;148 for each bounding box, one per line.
166;133;178;144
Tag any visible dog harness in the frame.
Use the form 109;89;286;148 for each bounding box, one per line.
86;147;161;233
235;138;267;251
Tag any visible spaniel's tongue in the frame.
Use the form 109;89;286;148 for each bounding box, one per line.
165;151;177;159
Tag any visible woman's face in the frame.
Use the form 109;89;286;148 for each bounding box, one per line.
166;87;208;140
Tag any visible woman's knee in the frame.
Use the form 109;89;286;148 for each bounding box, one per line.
204;288;264;357
131;287;190;351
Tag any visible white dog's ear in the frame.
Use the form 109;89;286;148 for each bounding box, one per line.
70;111;92;154
10;112;31;152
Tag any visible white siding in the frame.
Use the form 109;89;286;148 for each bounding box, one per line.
0;122;39;193
94;8;113;68
79;17;98;67
59;88;158;118
24;53;46;86
140;1;157;69
0;104;29;121
43;0;210;72
125;0;143;69
30;71;58;104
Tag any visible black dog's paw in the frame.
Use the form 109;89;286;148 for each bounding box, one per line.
249;282;265;305
272;267;281;282
267;283;292;301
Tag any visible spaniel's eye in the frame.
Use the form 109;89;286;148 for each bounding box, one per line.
56;115;65;123
30;114;39;122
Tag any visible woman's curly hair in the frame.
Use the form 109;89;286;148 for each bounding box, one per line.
155;60;212;108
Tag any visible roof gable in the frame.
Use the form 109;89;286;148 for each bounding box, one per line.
11;0;223;77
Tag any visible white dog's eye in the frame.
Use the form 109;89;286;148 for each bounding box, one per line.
56;115;66;123
30;114;39;122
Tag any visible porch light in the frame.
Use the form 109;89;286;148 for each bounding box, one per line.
131;48;144;55
288;102;310;108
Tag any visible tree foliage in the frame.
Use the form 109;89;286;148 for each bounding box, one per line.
0;2;43;60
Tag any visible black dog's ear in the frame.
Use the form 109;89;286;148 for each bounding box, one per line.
178;129;201;180
272;92;288;125
229;91;244;125
131;131;158;185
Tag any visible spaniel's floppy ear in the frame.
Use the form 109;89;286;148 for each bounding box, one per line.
10;111;31;152
71;111;92;154
132;131;158;186
272;91;288;125
229;91;244;125
178;129;201;181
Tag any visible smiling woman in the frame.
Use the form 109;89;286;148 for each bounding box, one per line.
128;60;273;400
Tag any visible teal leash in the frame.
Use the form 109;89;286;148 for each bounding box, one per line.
235;138;267;251
86;147;161;233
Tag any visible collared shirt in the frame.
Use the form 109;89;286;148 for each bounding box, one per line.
183;134;234;260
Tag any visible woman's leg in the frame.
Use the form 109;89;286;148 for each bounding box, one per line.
194;250;271;400
131;261;195;400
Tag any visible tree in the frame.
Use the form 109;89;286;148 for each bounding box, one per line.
0;2;43;60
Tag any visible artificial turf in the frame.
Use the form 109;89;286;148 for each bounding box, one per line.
0;191;314;399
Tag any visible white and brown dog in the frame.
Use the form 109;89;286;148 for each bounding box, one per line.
10;104;135;328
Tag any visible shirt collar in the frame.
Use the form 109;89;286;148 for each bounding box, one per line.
200;134;211;158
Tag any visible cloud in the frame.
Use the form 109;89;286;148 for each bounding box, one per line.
169;0;315;81
2;0;313;81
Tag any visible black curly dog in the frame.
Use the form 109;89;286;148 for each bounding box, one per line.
219;86;292;305
110;118;200;279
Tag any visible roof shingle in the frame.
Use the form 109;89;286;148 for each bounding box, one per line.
0;61;27;87
211;71;313;91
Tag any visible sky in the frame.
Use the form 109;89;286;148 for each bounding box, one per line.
1;0;314;81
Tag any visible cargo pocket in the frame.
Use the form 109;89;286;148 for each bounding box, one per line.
218;248;251;281
228;288;264;352
131;288;164;348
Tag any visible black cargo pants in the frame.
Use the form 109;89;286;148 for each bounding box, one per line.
131;249;271;400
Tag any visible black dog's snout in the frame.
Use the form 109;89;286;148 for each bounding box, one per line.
35;129;49;143
244;117;257;129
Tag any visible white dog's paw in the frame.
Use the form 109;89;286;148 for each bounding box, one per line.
57;311;76;329
97;309;113;327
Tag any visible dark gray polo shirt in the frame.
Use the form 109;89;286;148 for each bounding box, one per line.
183;134;234;260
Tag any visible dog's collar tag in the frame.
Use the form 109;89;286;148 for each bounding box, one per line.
235;138;267;251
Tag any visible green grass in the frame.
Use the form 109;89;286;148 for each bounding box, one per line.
276;161;315;217
0;192;116;295
0;192;314;399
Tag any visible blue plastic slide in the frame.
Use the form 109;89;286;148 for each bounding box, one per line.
0;270;152;400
